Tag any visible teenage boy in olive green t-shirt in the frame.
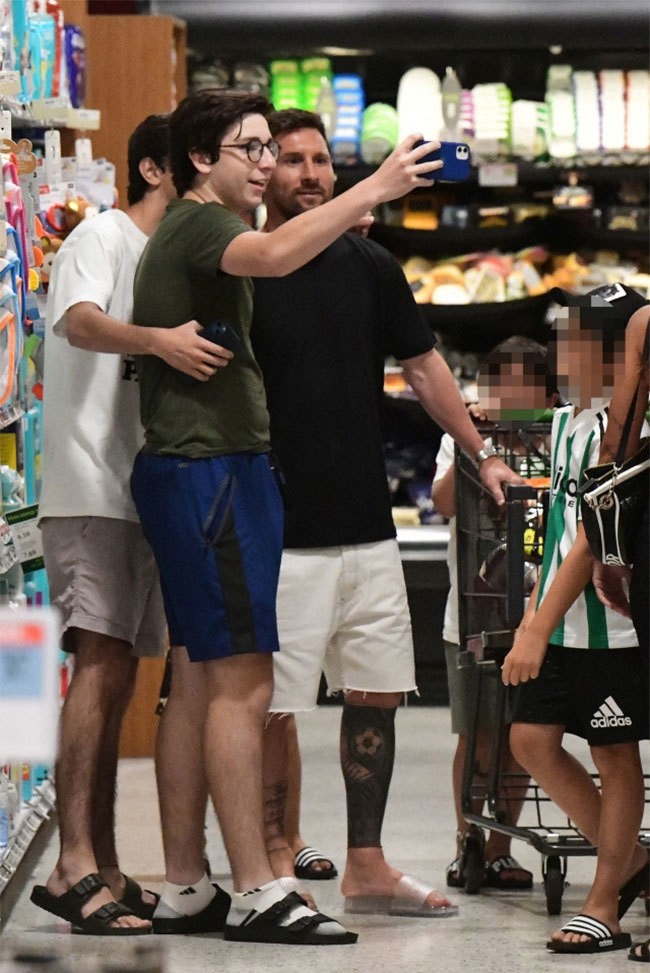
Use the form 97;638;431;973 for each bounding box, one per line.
131;87;447;944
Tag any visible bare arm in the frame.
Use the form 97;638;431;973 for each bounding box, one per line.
64;302;231;381
599;306;650;463
402;348;522;506
220;136;442;277
502;527;594;685
592;561;632;617
431;465;456;519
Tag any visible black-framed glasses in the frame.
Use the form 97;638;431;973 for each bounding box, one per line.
219;138;280;163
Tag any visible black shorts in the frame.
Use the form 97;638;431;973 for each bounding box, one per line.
508;643;650;746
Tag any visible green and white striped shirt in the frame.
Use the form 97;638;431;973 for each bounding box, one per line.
538;405;639;649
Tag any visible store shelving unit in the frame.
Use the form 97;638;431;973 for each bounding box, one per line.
0;779;56;928
0;1;190;914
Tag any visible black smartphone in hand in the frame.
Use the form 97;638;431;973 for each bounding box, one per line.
198;320;242;352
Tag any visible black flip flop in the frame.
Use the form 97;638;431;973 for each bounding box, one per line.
445;857;464;888
30;873;151;936
547;914;631;954
484;855;533;890
629;938;650;963
294;847;338;881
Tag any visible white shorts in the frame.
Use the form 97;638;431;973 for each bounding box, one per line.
270;538;416;712
41;516;167;658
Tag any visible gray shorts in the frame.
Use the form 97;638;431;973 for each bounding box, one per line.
40;516;167;658
445;640;501;735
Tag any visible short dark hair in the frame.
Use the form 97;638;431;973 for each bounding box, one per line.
480;335;557;398
549;306;629;377
267;108;328;144
126;114;170;206
169;88;272;195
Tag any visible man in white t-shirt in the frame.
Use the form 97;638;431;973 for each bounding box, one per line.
31;115;229;937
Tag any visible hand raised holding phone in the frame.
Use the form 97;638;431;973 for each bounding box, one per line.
412;139;472;182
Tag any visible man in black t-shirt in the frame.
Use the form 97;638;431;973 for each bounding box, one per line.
253;110;519;917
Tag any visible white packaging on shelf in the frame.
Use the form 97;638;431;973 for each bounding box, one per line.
0;606;60;762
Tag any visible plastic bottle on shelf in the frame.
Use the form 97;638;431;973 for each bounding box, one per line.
441;66;462;138
315;76;337;140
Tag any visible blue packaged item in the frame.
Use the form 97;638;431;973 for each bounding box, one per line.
32;763;50;788
11;0;30;102
64;23;85;108
29;13;56;99
333;74;365;109
21;763;33;803
21;404;42;504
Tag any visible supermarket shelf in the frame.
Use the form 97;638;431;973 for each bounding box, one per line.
334;159;650;193
0;778;56;929
369;220;553;259
0;97;100;132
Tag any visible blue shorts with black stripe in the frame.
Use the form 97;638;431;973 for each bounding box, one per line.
131;451;283;662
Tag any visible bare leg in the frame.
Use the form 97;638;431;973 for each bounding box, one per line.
340;691;452;908
45;631;150;930
92;656;135;873
202;653;276;891
510;722;642;945
155;647;209;887
510;722;602;841
281;716;335;876
553;742;645;945
484;732;531;882
451;730;490;840
261;714;318;911
449;727;530;886
92;653;156;906
263;713;293;878
284;716;301;852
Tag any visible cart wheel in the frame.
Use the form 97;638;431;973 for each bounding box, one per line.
463;839;485;894
543;856;565;915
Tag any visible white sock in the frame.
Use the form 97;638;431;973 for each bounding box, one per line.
227;878;342;936
154;873;215;919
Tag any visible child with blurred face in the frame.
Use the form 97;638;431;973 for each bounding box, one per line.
435;335;556;893
502;290;649;956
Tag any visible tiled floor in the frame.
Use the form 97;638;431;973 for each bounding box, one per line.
2;705;649;972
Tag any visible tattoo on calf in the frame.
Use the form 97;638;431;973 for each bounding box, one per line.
340;703;397;848
263;780;288;844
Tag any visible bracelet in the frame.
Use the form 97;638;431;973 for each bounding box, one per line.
475;444;499;465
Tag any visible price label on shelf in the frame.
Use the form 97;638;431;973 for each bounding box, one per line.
0;71;20;95
5;505;44;573
0;516;18;574
0;608;60;761
67;108;101;131
31;98;71;125
478;162;519;187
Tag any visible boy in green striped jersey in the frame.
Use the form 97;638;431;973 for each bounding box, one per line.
502;285;650;955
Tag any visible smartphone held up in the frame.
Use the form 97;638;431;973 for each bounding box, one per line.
413;139;472;181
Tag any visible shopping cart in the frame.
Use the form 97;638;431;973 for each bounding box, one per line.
453;420;650;914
